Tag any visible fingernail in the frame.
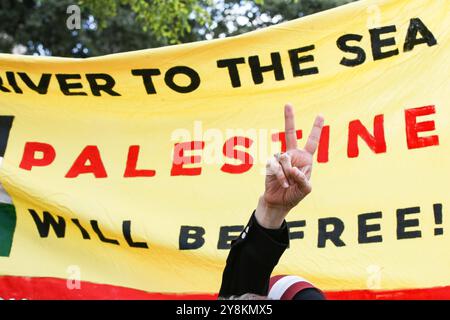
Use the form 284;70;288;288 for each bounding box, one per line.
283;182;289;188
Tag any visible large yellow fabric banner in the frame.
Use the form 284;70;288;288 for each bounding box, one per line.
0;0;449;299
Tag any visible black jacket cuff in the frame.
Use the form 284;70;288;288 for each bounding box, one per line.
218;210;289;297
235;211;289;269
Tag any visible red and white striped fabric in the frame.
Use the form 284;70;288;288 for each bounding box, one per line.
268;275;318;300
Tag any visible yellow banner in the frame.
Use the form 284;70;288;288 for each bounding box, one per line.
0;0;449;297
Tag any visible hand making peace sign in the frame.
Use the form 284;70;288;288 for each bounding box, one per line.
255;104;324;229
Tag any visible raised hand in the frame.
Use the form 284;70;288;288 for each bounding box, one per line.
255;104;324;229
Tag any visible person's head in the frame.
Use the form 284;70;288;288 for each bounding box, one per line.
268;275;326;300
219;275;325;300
221;293;268;300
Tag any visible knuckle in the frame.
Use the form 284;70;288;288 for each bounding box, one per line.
305;183;312;194
297;169;306;179
266;157;276;169
275;169;283;178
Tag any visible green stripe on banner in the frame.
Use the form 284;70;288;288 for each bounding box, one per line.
0;203;16;257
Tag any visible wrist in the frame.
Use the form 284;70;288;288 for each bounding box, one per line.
255;196;289;229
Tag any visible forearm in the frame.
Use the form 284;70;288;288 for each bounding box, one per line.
254;196;289;229
218;210;289;298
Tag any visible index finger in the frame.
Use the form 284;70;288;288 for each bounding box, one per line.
284;103;297;150
304;115;324;155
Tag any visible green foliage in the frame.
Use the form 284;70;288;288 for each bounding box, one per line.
205;0;356;38
80;0;212;44
0;0;357;57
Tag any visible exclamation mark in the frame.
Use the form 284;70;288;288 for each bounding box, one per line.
433;203;443;236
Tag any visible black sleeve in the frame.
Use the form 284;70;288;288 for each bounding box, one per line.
218;210;289;298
